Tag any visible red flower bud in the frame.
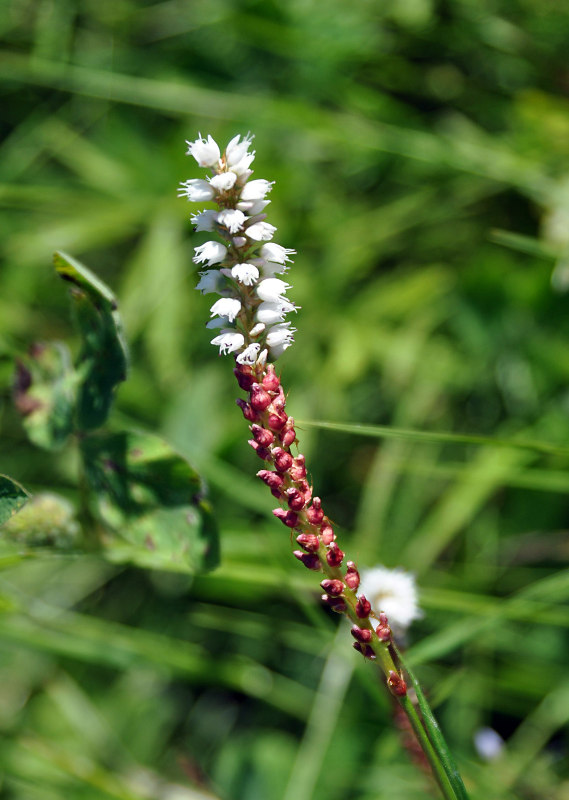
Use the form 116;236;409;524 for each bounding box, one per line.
233;366;255;391
271;386;286;412
326;542;344;568
262;364;280;392
273;508;298;528
289;455;306;481
273;448;293;472
250;383;272;411
281;427;296;448
321;594;346;613
293;550;321;570
267;412;288;431
353;642;376;660
387;670;407;697
351;625;372;643
236;398;258;421
257;470;284;490
320;523;335;545
296;533;320;553
355;595;372;618
251;424;275;447
345;561;360;591
286;488;306;511
306;497;324;525
248;439;271;460
320;579;344;596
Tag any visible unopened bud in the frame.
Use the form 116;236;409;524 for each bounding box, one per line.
271;386;286;412
257;469;284;490
289;454;306;480
306;498;324;525
326;542;344;568
351;625;372;643
248;439;271;460
387;670;407;697
321;579;344;596
375;612;391;641
296;532;320;553
250;383;272;411
236;398;258;421
353;642;376;660
345;561;360;591
273;508;298;528
355;595;372;619
321;594;346;613
262;364;280;392
293;550;321;570
273;448;293;472
286;488;306;511
251;424;274;447
320;523;335;545
233;366;255;391
267;412;287;431
281;427;296;448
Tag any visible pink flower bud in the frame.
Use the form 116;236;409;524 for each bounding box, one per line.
351;625;372;643
306;497;324;525
320;523;335;545
321;594;346;613
273;508;298;528
251;424;275;447
297;480;312;503
320;579;344;596
257;469;284;490
236;398;258;421
267;412;287;431
353;642;376;660
273;448;293;472
248;439;271;460
271;387;286;412
262;364;280;391
286;488;306;511
233;366;255;391
296;533;320;553
387;670;407;697
355;595;372;619
250;383;272;411
326;542;344;568
289;454;306;480
345;561;360;591
293;550;321;571
281;427;296;448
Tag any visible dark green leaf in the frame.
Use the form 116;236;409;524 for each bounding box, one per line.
81;430;219;573
53;250;128;431
0;476;30;526
13;341;77;450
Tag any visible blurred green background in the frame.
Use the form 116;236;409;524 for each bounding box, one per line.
1;0;569;798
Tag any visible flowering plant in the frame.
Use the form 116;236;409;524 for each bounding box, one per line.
180;132;469;800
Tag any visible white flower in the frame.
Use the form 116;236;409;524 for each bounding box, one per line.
237;199;271;215
256;299;296;325
193;241;227;266
178;179;215;202
195;270;224;295
260;243;296;264
358;565;422;636
210;297;241;322
225;133;254;167
231;263;259;285
249;322;266;337
247;221;277;241
256;278;291;302
186;135;220;167
191;209;217;232
216;209;246;233
209;172;237;192
266;322;295;348
230;152;255;176
211;331;245;355
240;179;274;201
236;343;261;365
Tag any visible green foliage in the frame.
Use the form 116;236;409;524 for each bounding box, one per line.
0;476;29;526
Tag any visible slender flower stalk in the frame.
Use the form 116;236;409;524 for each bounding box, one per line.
180;133;468;800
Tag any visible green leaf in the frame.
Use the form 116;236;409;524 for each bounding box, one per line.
53;250;128;431
0;475;30;526
13;341;77;450
80;430;219;573
0;492;79;549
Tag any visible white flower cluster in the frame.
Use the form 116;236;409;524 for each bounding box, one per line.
358;565;422;637
179;133;298;365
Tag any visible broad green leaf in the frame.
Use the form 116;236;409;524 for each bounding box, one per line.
0;475;30;526
13;341;77;450
80;430;219;573
53;250;128;431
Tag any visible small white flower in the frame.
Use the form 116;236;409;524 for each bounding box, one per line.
240;179;274;202
193;241;228;266
266;322;295;348
256;299;297;325
195;270;224;295
257;348;268;367
237;199;271;215
211;331;245;355
231;263;259;285
358;565;422;636
249;322;266;337
191;209;217;232
210;297;241;322
256;278;291;303
225;133;254;167
260;243;296;264
247;221;277;241
236;343;261;365
186;134;221;167
216;209;246;233
209;172;237;192
230;152;256;176
178;179;215;202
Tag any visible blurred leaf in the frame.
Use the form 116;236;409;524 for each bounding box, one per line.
13;341;76;450
1;493;79;549
0;476;30;526
53;250;128;431
81;430;218;573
